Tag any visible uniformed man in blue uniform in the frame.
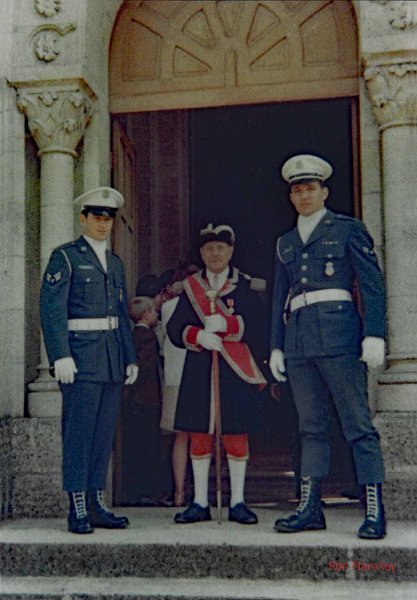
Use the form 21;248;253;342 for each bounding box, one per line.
40;187;138;534
269;154;387;539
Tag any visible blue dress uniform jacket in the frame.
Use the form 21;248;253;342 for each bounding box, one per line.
167;268;267;435
271;210;386;358
40;236;136;381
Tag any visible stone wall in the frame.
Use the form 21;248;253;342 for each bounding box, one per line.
0;416;65;520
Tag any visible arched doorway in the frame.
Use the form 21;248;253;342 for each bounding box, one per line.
109;0;360;506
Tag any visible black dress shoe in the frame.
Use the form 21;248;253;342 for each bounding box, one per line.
89;507;129;529
67;514;94;534
174;502;211;523
228;503;258;525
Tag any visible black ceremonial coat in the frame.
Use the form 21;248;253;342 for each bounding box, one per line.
167;267;267;434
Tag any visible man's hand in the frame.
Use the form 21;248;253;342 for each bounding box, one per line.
54;357;78;384
125;364;139;385
360;337;385;369
197;330;223;351
204;314;227;333
269;348;287;382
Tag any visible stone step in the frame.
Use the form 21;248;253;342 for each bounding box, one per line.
1;576;417;600
1;507;415;583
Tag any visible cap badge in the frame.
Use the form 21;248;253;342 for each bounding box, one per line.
102;189;110;199
296;159;304;169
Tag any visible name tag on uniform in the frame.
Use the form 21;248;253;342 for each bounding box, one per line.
78;265;94;269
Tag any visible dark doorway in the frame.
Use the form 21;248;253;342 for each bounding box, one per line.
189;98;356;280
114;98;360;506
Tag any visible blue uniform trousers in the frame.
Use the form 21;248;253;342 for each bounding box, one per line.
61;381;124;491
287;354;385;485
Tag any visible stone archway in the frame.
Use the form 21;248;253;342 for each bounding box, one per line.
110;0;358;113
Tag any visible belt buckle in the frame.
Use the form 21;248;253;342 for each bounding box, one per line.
302;290;307;307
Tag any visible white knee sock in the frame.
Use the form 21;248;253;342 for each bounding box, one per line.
228;458;247;507
192;457;211;508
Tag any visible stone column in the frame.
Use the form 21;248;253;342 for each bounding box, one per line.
364;50;417;518
16;83;95;418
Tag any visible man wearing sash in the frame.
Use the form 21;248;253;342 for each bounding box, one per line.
167;224;266;524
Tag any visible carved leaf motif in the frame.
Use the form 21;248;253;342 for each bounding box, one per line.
35;31;60;62
16;88;95;154
35;0;61;18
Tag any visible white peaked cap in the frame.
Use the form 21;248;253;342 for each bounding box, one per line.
74;187;124;211
281;154;333;183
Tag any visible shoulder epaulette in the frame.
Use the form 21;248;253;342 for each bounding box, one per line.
336;213;356;222
238;271;266;292
54;240;76;251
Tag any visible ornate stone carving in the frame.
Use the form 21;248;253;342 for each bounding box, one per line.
16;86;95;156
32;24;76;63
374;1;417;30
364;52;417;129
35;0;62;18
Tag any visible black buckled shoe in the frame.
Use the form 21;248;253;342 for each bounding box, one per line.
67;491;94;534
174;502;211;523
88;490;129;529
274;476;326;533
358;483;386;540
228;503;258;525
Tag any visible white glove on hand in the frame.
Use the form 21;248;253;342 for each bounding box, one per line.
197;329;223;351
360;337;385;369
54;357;78;384
204;314;227;333
125;364;139;385
269;349;287;382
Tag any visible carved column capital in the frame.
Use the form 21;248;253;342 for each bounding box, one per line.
16;83;95;156
363;50;417;130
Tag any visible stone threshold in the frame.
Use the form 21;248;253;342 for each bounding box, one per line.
1;576;417;600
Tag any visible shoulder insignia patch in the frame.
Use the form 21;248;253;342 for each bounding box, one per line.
46;272;62;285
250;277;266;292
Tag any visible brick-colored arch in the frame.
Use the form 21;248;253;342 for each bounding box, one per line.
109;0;358;113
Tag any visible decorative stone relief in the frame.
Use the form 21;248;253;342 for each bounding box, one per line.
32;24;76;63
16;86;95;155
35;0;62;18
364;53;417;128
374;1;417;30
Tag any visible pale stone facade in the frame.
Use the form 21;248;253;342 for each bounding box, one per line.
0;0;416;519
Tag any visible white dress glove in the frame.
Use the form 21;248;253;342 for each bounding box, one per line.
204;314;227;333
125;364;139;385
197;329;223;351
360;337;385;369
54;357;78;384
269;348;287;382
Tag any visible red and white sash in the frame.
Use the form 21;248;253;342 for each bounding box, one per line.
184;272;266;387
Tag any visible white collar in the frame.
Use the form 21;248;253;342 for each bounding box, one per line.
207;266;229;290
297;208;327;243
83;235;107;254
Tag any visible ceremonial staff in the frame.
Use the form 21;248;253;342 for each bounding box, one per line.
206;288;222;523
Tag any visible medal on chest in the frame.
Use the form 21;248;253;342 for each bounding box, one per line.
325;261;335;277
227;298;235;314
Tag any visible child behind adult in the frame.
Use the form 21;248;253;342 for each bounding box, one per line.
126;296;163;506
